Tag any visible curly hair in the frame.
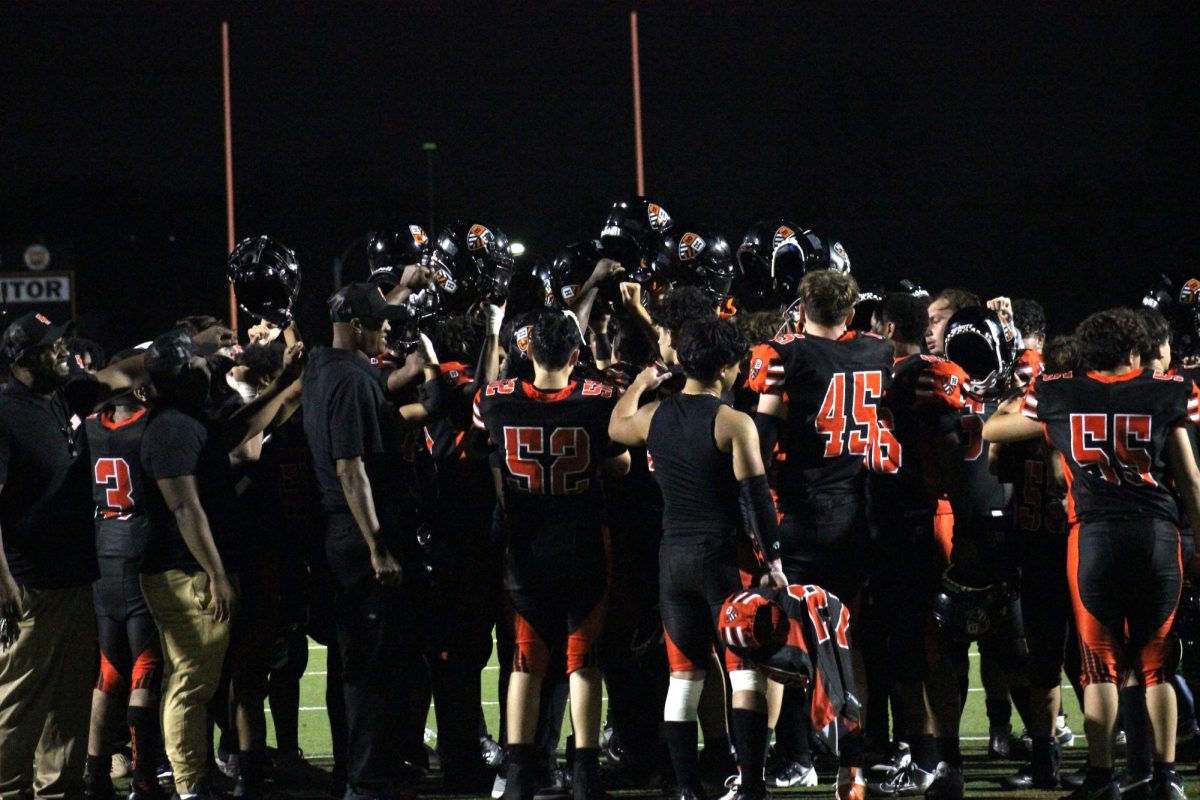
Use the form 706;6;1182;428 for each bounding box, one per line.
1076;308;1153;372
735;310;786;346
649;286;715;333
797;270;859;327
880;293;930;345
1042;335;1082;374
677;317;748;382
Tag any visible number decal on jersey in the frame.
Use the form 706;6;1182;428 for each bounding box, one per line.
814;371;899;472
486;379;517;396
1017;459;1044;532
788;585;851;650
1068;413;1157;487
580;380;613;398
94;457;134;513
502;426;592;495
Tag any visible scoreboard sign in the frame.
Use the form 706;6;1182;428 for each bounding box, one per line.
0;271;75;319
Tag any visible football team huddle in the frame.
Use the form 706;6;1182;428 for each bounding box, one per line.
1;196;1197;800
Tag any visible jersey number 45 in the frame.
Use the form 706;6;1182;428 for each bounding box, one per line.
816;371;901;474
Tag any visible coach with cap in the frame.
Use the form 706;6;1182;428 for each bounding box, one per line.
302;282;447;800
0;311;148;800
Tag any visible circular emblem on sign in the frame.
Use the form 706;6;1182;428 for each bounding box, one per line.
24;244;51;271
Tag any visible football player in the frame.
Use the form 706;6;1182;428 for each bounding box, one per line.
83;349;165;800
474;312;630;800
747;269;894;789
984;308;1200;800
609;316;786;800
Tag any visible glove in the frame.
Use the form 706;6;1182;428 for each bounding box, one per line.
484;303;505;336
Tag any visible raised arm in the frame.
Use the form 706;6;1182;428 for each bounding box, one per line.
607;367;664;447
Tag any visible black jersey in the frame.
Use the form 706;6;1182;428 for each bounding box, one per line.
422;361;477;465
958;392;1009;517
1022;369;1199;525
473;377;621;538
997;437;1068;537
86;407;151;522
868;355;968;520
646;393;740;535
747;331;894;506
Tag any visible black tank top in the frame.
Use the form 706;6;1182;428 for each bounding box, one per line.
647;393;740;535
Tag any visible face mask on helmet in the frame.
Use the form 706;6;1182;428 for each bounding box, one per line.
675;229;735;304
427;221;515;314
932;566;1018;641
943;307;1015;396
734;220;827;313
549;241;604;308
227;235;302;325
367;225;430;286
600;197;673;279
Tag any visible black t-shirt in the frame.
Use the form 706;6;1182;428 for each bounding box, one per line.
140;407;242;574
1022;368;1198;525
302;347;408;531
0;376;101;588
747;330;894;506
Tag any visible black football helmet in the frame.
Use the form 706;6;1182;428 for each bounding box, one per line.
735;220;841;311
427;221;515;314
226;235;301;325
943;306;1016;396
671;228;736;305
366;225;431;289
548;241;605;309
932;566;1019;641
600;197;673;282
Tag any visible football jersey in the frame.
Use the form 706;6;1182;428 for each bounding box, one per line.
423;361;477;465
997;438;1067;536
85;407;152;558
958;392;1009;517
1013;349;1045;386
868;355;968;520
473;377;622;537
1022;369;1200;524
747;331;894;506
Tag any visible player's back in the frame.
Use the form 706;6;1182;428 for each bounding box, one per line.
1023;368;1199;524
748;331;894;506
86;407;152;555
474;376;620;536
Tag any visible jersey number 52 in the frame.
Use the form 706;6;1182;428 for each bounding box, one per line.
504;426;592;495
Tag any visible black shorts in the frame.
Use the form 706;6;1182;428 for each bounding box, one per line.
659;532;750;674
506;523;608;677
780;494;867;604
1070;517;1181;687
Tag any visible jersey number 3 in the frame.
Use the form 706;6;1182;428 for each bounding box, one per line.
816;371;900;473
504;426;592;495
94;457;135;511
1069;413;1156;487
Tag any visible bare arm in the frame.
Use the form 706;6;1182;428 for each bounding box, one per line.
755;392;789;422
1166;427;1200;570
157;475;238;622
91;353;150;411
336;456;402;585
618;282;657;341
981;406;1042;443
0;484;20;621
474;304;505;389
603;451;631;477
221;372;303;453
608;367;665;446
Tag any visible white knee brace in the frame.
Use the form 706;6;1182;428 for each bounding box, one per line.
663;676;705;722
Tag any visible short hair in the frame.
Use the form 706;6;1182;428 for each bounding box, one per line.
797;271;858;327
880;293;931;345
650;286;714;333
1075;308;1153;372
612;316;659;368
529;312;582;370
677;317;748;382
735;310;786;347
932;288;981;314
433;315;485;365
1042;335;1082;374
1136;307;1171;356
1013;298;1046;337
239;340;285;385
174;315;227;337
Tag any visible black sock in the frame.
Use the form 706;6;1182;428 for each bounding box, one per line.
1086;766;1114;787
503;744;537;800
664;721;701;793
239;749;265;784
730;709;768;793
127;705;162;784
573;748;600;800
1009;685;1033;730
911;734;940;773
1154;761;1178;783
985;697;1012;729
706;734;731;762
1031;736;1057;778
936;736;962;769
1120;684;1153;777
85;754;110;785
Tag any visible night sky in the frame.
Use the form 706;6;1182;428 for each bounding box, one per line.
1;2;1195;352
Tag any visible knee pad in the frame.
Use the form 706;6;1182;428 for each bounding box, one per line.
728;669;767;696
664;676;704;722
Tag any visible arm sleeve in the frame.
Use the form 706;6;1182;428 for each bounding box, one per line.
143;415;205;479
419;374;450;419
738;474;782;561
754;412;781;468
746;343;784;395
471;388;486;430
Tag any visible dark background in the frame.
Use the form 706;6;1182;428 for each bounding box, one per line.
1;2;1195;352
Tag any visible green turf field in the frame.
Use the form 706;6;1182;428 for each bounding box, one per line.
253;640;1200;798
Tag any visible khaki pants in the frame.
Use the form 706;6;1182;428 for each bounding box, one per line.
0;584;96;800
140;570;232;796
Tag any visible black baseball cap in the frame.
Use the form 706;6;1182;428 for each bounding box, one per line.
0;311;75;368
328;282;413;324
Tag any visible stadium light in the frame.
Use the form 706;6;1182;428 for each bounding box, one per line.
510;242;526;257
